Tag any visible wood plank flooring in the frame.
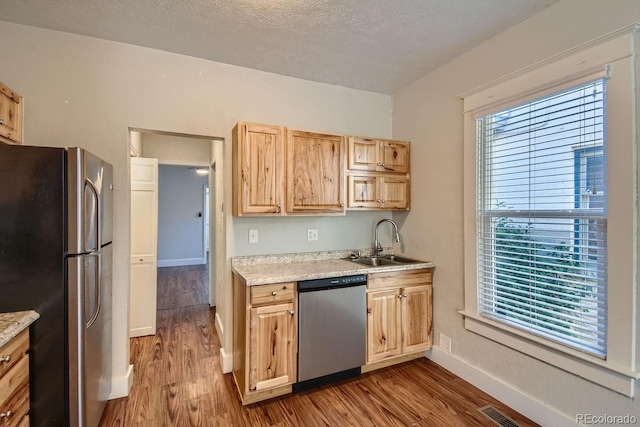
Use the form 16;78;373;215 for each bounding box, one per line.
101;300;539;427
157;264;209;310
103;267;537;426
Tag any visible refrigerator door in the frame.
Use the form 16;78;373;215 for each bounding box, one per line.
67;148;113;427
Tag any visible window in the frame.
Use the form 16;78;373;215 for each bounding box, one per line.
461;27;639;396
476;80;607;357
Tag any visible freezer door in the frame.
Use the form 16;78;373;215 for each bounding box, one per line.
68;148;114;255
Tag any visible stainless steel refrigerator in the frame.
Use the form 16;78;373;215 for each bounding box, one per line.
0;145;113;426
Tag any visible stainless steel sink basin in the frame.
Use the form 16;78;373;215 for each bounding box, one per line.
351;257;398;267
350;255;423;267
379;255;423;264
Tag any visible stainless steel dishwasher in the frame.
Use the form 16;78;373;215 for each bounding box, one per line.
293;274;367;392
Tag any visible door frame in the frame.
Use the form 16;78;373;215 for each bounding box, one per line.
128;129;225;327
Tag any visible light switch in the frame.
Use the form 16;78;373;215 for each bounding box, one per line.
249;229;258;244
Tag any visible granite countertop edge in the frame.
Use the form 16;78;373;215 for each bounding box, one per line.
232;255;436;286
0;311;40;348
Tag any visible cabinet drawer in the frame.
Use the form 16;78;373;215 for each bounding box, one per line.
0;331;28;379
367;269;432;290
250;283;295;305
0;381;28;427
0;355;28;418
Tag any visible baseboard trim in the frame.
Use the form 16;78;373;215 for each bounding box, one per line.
109;364;134;399
130;326;155;338
220;347;233;374
429;347;575;427
157;257;206;267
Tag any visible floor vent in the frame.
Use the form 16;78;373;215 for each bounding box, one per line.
478;405;521;427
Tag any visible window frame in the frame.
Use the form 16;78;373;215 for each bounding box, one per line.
460;26;640;396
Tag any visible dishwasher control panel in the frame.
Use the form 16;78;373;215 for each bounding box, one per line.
298;274;367;292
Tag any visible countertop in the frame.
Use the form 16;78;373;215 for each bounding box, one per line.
232;250;435;286
0;310;39;348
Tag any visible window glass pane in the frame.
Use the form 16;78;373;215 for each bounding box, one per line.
476;79;607;357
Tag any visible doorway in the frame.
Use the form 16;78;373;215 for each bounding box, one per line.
129;129;225;336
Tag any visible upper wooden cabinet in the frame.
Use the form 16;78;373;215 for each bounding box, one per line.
348;175;410;210
348;137;409;174
286;129;345;215
233;122;285;216
0;81;23;145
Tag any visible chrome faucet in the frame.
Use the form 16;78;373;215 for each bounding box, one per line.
374;219;401;257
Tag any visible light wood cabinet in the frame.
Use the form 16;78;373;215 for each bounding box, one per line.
0;81;23;146
365;269;433;371
348;174;410;210
347;137;409;174
233;122;285;216
346;136;411;211
0;330;30;426
286;129;345;214
233;275;297;405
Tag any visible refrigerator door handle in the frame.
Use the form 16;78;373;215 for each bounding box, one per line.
86;251;102;329
85;178;101;251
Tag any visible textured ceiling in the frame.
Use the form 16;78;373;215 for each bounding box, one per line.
0;0;557;94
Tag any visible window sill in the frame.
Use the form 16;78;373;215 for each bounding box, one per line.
459;310;639;397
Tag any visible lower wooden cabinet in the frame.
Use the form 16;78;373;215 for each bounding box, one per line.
233;275;297;405
365;268;433;371
0;330;30;427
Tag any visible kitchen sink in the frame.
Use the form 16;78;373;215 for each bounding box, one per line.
350;255;423;267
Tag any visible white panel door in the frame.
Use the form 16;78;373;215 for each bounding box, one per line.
130;157;158;337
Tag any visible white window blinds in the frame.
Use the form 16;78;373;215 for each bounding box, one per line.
476;79;607;357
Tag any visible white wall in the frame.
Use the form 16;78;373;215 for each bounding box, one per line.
142;133;211;165
392;0;640;422
157;165;208;266
0;21;392;396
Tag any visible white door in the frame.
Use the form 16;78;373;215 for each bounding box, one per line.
130;157;158;337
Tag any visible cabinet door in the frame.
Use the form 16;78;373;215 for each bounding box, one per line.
235;123;284;215
347;136;378;171
0;82;22;145
401;285;432;353
347;175;380;208
287;130;345;213
379;140;409;173
249;302;296;391
367;290;402;363
379;176;410;210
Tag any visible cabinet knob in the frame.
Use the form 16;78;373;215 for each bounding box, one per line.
289;310;295;315
0;410;12;418
272;291;277;296
377;199;382;203
380;163;385;167
402;294;408;298
397;294;403;299
0;119;4;126
377;162;382;166
0;355;10;363
340;203;344;208
381;200;386;204
367;308;372;314
276;203;282;212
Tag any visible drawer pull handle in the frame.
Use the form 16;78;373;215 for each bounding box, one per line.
0;355;10;363
0;410;12;418
272;291;277;296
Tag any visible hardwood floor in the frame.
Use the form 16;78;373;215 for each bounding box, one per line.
101;302;538;427
157;264;209;310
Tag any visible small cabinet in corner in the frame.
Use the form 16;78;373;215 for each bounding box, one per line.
0;81;23;145
0;329;30;426
233;275;297;405
347;136;411;210
364;268;433;372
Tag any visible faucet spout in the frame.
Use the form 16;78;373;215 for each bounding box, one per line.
373;219;401;257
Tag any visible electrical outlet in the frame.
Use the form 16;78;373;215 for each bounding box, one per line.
439;333;452;353
307;229;319;241
248;229;258;244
